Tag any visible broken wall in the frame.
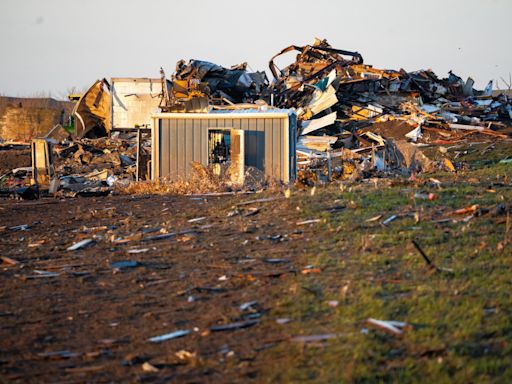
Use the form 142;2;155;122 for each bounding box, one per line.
0;97;74;141
112;78;163;129
0;107;62;141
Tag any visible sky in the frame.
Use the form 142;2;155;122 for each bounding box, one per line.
1;0;511;99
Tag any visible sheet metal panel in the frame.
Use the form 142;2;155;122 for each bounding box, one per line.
176;119;185;176
246;118;257;169
264;118;273;177
200;119;208;166
168;119;176;178
288;117;296;182
162;119;170;178
272;118;281;180
255;118;265;171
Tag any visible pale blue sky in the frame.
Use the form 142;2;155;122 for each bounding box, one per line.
1;0;511;99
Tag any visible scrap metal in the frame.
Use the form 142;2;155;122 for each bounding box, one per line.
160;60;269;112
72;79;111;138
265;38;512;182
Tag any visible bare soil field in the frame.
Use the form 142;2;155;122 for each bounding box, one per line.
0;192;310;383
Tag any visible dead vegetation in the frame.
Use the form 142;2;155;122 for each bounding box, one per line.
119;162;281;195
120;163;230;195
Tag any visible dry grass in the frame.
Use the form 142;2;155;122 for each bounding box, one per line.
120;161;288;195
120;162;231;195
120;161;286;195
119;159;299;195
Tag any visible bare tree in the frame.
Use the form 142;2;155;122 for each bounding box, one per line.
500;73;512;91
58;85;89;101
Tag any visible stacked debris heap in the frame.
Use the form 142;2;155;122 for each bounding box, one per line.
270;39;506;123
161;60;269;112
262;38;511;181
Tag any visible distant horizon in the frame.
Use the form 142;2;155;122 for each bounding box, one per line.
1;0;511;98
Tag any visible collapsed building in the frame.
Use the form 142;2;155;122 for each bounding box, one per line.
1;38;511;198
265;38;511;181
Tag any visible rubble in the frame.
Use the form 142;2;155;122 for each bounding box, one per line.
66;238;95;251
72;79;111;138
366;318;409;335
0;30;510;384
1;37;511;199
1;127;150;199
268;38;512;183
160;60;269;112
148;330;191;343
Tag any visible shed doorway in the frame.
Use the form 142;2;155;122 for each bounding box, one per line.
207;128;244;185
208;129;231;164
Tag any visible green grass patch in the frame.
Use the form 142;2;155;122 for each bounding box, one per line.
259;161;512;383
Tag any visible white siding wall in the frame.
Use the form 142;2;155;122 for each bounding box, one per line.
112;79;162;128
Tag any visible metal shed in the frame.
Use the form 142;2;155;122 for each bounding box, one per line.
151;110;297;183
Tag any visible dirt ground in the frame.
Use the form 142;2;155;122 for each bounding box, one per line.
0;149;31;175
0;193;309;383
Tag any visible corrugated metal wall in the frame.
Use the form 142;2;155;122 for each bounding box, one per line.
152;113;296;183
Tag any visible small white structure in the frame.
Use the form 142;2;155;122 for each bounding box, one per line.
111;78;163;129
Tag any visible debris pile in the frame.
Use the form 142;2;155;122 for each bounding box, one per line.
161;60;269;112
55;135;135;176
0;131;150;199
267;38;512;181
50;132;148;197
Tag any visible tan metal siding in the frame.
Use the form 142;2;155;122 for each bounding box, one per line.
169;119;177;178
255;118;265;170
192;119;200;169
184;119;190;175
231;118;240;130
162;119;170;178
280;119;286;180
245;118;256;168
153;119;159;178
273;118;281;180
264;119;274;175
200;119;208;166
